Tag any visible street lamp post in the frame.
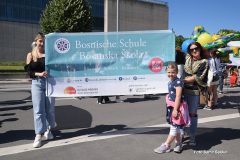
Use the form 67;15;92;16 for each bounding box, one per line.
116;0;119;32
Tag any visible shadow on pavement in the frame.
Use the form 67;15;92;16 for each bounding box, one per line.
218;95;240;112
93;126;240;152
53;105;126;140
0;129;35;144
124;96;160;103
182;127;240;151
0;118;18;128
0;105;93;144
55;105;93;130
0;105;32;112
54;124;127;140
0;100;27;106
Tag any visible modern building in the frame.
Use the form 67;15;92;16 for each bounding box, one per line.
0;0;168;61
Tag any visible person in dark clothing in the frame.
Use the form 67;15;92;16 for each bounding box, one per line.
97;96;110;104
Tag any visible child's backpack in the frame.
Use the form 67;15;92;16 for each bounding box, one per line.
165;94;191;126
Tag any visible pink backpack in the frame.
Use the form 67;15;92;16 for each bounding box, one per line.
165;94;191;126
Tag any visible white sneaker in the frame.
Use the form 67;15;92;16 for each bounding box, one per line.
33;134;42;148
154;143;171;154
43;129;54;140
116;99;123;103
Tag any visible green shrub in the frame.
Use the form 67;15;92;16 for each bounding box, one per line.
40;0;93;33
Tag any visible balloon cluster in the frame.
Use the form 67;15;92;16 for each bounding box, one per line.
181;26;240;63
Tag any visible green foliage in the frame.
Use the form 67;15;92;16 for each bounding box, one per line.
175;35;186;48
217;29;240;35
40;0;93;33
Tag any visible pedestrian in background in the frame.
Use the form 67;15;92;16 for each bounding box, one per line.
97;96;110;104
25;32;56;148
218;63;227;94
229;67;238;87
204;49;220;110
175;48;185;79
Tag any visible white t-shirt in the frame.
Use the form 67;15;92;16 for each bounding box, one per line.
208;57;220;76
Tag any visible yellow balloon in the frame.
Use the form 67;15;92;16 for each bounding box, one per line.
197;33;213;46
212;34;220;41
230;46;239;56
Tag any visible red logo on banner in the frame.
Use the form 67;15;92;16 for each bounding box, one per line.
64;86;76;94
149;57;163;73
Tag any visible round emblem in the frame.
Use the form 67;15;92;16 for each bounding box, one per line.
149;57;164;73
54;38;70;54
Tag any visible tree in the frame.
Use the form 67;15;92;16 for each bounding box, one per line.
40;0;93;33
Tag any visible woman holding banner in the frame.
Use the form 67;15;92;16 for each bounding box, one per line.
25;32;56;148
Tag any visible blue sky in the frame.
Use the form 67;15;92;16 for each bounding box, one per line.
163;0;240;37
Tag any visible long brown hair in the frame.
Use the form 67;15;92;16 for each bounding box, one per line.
187;42;206;59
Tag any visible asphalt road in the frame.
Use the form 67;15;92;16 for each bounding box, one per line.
0;81;240;160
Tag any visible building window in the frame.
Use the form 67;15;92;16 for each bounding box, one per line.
0;0;49;24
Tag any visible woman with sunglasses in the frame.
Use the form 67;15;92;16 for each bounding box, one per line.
183;42;209;146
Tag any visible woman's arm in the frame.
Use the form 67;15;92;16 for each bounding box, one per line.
35;71;48;78
184;75;195;83
195;61;209;87
26;52;32;64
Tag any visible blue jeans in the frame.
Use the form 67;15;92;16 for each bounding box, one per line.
31;78;55;134
184;94;199;138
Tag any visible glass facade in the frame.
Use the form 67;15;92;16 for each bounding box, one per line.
0;0;168;62
89;0;104;31
0;0;104;30
0;0;49;24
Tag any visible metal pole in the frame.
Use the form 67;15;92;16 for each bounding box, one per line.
116;0;119;32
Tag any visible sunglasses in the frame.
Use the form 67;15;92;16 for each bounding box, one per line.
189;47;200;52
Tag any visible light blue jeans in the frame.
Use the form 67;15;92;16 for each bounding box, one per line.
31;78;55;134
184;94;199;139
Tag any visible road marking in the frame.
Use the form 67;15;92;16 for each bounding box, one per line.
0;113;239;157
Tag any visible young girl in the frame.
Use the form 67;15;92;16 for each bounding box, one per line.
154;62;185;153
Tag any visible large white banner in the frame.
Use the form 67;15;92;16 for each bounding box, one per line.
45;30;175;97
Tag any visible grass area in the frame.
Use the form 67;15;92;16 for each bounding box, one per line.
0;65;24;70
0;61;25;71
0;72;26;75
0;61;25;66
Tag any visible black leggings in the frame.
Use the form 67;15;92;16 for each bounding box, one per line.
98;96;110;103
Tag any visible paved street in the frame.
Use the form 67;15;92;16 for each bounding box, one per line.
0;79;240;160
